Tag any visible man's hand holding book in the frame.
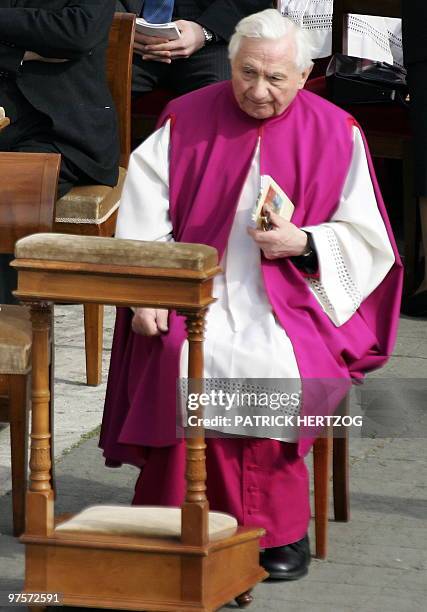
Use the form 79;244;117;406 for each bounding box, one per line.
134;19;205;63
248;175;311;260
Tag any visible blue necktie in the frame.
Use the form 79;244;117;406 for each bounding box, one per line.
142;0;175;23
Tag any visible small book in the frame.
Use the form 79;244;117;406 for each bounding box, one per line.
135;18;181;40
252;175;295;230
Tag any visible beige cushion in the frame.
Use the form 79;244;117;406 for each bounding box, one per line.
15;234;218;271
0;305;31;375
56;505;238;540
55;166;126;224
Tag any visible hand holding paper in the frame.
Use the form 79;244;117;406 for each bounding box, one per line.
139;20;205;63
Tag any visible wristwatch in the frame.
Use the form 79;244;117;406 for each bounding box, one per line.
301;231;315;257
290;231;318;274
201;26;214;45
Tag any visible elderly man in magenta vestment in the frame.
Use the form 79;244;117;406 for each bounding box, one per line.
100;9;403;581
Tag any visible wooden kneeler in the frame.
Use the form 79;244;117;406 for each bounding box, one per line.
12;233;267;612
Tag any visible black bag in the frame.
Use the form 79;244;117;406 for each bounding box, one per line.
326;53;409;106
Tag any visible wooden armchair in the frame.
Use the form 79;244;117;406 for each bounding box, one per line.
53;12;135;386
13;233;266;611
0;152;60;536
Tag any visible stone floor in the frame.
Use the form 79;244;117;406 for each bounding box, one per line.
0;305;426;611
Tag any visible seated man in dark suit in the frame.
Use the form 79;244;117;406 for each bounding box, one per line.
0;0;119;302
116;0;272;95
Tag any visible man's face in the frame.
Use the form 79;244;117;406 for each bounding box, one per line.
231;37;311;119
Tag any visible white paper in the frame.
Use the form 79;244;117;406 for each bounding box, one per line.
135;18;181;40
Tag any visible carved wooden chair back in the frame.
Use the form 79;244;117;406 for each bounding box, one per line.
106;11;135;169
0;153;60;254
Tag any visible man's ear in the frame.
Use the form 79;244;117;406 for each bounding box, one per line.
298;63;313;89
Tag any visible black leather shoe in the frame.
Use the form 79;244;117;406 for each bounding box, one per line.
401;290;427;317
260;535;311;581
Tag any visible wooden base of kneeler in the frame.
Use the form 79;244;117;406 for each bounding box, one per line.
21;525;267;612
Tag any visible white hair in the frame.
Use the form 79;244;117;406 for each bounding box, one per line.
228;9;313;72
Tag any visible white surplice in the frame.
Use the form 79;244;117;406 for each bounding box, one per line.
279;0;403;67
115;120;395;439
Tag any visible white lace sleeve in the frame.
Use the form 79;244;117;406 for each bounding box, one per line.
114;120;173;242
302;126;395;326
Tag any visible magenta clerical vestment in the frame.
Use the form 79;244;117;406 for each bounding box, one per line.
100;81;402;464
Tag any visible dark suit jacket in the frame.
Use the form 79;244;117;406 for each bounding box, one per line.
402;0;427;66
116;0;272;41
0;0;119;186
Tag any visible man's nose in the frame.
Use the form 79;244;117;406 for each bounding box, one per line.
251;79;269;100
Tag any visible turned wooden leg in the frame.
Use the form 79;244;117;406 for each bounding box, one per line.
9;373;30;536
181;310;209;548
333;435;349;521
235;590;253;608
26;303;54;537
313;430;332;559
49;342;56;498
333;397;350;522
83;303;103;386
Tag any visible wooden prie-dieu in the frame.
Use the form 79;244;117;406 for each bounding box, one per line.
12;233;267;612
